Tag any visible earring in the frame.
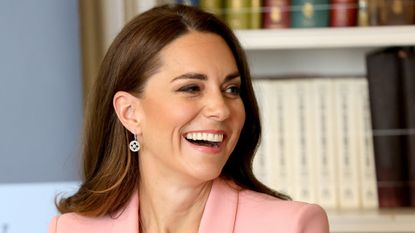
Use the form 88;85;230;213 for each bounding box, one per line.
129;134;140;152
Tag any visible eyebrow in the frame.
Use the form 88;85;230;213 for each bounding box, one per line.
170;71;241;83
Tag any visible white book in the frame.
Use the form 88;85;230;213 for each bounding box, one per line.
355;78;379;209
252;80;270;185
313;78;338;210
333;78;361;209
265;81;291;195
284;80;316;203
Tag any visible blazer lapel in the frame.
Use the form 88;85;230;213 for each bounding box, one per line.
198;179;239;233
110;191;139;233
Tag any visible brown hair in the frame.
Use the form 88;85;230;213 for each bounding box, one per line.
57;4;289;217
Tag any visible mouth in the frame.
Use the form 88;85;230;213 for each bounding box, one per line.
184;131;225;148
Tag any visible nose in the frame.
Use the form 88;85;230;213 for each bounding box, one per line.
202;91;231;121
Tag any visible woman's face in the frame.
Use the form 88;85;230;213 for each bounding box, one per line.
136;31;245;183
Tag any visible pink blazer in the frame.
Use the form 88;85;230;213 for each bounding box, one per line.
49;179;329;233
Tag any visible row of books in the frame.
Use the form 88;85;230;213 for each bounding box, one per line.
175;0;415;29
251;47;415;210
252;77;378;210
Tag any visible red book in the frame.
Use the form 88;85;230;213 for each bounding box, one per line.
263;0;290;28
330;0;358;27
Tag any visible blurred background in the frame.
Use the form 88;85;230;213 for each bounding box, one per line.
0;0;82;232
1;0;415;232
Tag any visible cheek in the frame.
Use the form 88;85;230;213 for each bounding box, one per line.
232;101;246;129
143;99;197;133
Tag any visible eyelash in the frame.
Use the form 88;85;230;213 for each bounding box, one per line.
177;85;201;93
224;85;241;96
176;84;241;96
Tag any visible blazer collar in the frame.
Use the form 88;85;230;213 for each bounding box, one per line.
113;178;239;233
198;178;239;233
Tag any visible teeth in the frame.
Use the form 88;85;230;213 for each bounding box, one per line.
185;132;224;142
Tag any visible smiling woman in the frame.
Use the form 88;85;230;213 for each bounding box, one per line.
48;4;329;233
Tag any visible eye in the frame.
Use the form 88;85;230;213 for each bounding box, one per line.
224;85;241;96
177;84;201;93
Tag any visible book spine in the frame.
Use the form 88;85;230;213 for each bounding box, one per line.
400;48;415;207
291;0;330;28
176;0;200;6
261;80;281;190
288;80;317;203
199;0;223;19
355;78;379;209
378;0;415;25
357;0;369;26
225;0;251;29
252;80;269;184
366;48;409;208
330;0;358;27
334;79;361;209
263;0;290;28
250;0;263;29
274;81;294;196
313;78;338;210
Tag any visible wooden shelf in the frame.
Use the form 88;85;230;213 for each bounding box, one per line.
328;209;415;233
235;26;415;50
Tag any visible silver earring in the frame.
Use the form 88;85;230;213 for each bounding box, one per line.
129;134;140;152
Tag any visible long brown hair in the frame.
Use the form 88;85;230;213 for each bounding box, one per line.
57;4;289;217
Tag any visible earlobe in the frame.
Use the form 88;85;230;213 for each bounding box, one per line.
113;91;143;135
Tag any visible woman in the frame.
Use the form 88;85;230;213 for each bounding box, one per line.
49;4;329;233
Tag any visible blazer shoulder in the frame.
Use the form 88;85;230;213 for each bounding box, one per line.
236;190;329;233
48;213;113;233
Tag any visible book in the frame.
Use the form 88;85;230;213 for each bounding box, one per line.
285;80;317;203
199;0;223;19
330;0;358;27
355;78;379;209
333;78;361;209
269;80;292;196
291;0;330;28
357;0;369;26
400;48;415;207
225;0;251;29
313;78;338;209
378;0;415;25
263;0;290;28
252;80;269;185
366;48;409;208
259;80;280;190
176;0;200;6
250;0;262;29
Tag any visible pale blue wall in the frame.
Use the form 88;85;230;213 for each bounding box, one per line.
0;0;82;183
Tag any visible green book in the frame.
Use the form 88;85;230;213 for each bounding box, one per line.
250;0;262;29
200;0;223;19
225;0;251;29
291;0;329;28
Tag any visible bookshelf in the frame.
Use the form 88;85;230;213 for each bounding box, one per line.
235;26;415;50
328;209;415;232
237;26;415;233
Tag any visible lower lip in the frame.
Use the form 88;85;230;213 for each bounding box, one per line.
184;138;224;154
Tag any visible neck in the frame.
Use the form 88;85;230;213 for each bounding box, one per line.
138;165;213;233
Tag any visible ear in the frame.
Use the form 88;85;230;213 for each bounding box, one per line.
113;91;143;135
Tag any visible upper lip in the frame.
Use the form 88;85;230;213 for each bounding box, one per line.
184;129;226;134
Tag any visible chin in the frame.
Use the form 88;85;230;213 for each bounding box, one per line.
188;166;224;184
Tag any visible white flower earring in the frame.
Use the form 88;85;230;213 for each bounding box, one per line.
129;134;140;152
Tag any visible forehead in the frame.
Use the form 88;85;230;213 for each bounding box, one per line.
157;31;237;73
